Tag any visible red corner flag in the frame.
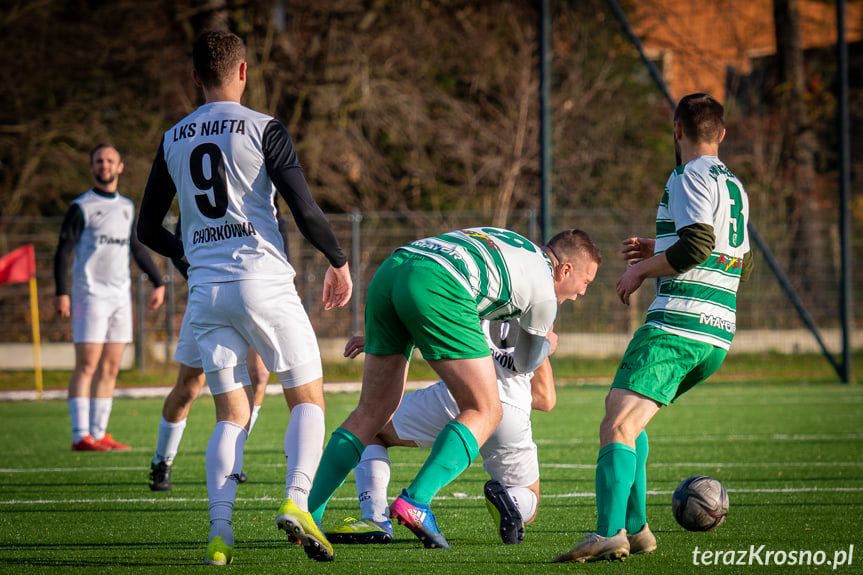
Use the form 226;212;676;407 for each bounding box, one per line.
0;244;36;285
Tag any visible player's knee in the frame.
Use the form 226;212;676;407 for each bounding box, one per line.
599;416;640;445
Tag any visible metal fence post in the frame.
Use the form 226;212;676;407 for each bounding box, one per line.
351;209;363;336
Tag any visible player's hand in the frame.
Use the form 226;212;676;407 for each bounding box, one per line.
54;295;70;318
616;263;646;305
322;263;353;311
546;325;558;356
620;237;655;264
148;285;166;310
344;335;366;359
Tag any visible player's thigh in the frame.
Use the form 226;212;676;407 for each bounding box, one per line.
174;307;203;369
72;296;130;344
187;283;251;376
431;355;499;413
392;381;461;447
104;300;132;344
189;280;321;386
365;252;489;361
363;255;414;358
675;346;727;399
612;325;718;405
393;256;490;361
234;279;323;386
480;403;539;488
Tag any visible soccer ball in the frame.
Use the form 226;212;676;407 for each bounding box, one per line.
671;475;729;531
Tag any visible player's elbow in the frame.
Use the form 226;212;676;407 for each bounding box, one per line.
512;334;551;375
532;394;556;412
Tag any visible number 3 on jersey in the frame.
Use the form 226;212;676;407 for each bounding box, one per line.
190;143;228;219
726;180;745;248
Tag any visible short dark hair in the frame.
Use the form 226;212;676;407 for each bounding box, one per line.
192;30;245;88
545;229;602;266
674;93;725;144
89;144;120;163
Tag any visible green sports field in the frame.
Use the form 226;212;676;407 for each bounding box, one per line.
1;371;862;573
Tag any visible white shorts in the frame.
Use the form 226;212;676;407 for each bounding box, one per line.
187;278;322;394
173;307;202;369
71;294;133;344
392;380;540;488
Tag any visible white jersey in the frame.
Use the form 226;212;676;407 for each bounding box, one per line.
70;190;136;301
484;319;533;410
648;156;751;349
397;227;557;337
393;318;540;487
161;101;293;287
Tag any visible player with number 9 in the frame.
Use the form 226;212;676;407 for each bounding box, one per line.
137;30;352;565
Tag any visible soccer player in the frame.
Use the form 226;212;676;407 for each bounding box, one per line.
149;214;292;491
305;227;601;560
551;93;753;563
147;311;269;491
136;30;352;565
54;144;165;452
326;319;556;546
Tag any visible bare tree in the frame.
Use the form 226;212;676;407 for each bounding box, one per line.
773;0;827;305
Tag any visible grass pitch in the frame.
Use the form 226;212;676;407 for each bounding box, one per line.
1;379;861;574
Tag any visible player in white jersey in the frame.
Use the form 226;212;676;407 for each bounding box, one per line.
136;31;352;565
553;93;754;564
54;144;165;452
326;318;556;547
148;213;291;492
305;227;600;560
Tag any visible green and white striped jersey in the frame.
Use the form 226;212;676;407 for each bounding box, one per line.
648;156;750;350
397;227;557;337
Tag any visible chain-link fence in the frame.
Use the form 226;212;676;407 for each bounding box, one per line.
0;207;859;366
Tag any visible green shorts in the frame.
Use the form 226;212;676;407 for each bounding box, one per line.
611;325;727;405
364;251;491;361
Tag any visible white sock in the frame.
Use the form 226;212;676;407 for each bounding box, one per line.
283;403;325;511
206;421;247;548
355;445;391;523
89;397;112;440
507;486;538;523
248;405;261;434
68;397;89;443
154;416;187;464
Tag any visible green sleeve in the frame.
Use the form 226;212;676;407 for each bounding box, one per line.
740;250;754;282
665;223;715;273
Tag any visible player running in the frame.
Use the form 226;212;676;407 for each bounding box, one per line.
326;318;555;546
137;30;351;565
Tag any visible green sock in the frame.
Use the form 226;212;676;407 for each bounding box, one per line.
308;427;364;522
406;420;479;504
595;442;637;537
625;430;649;534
